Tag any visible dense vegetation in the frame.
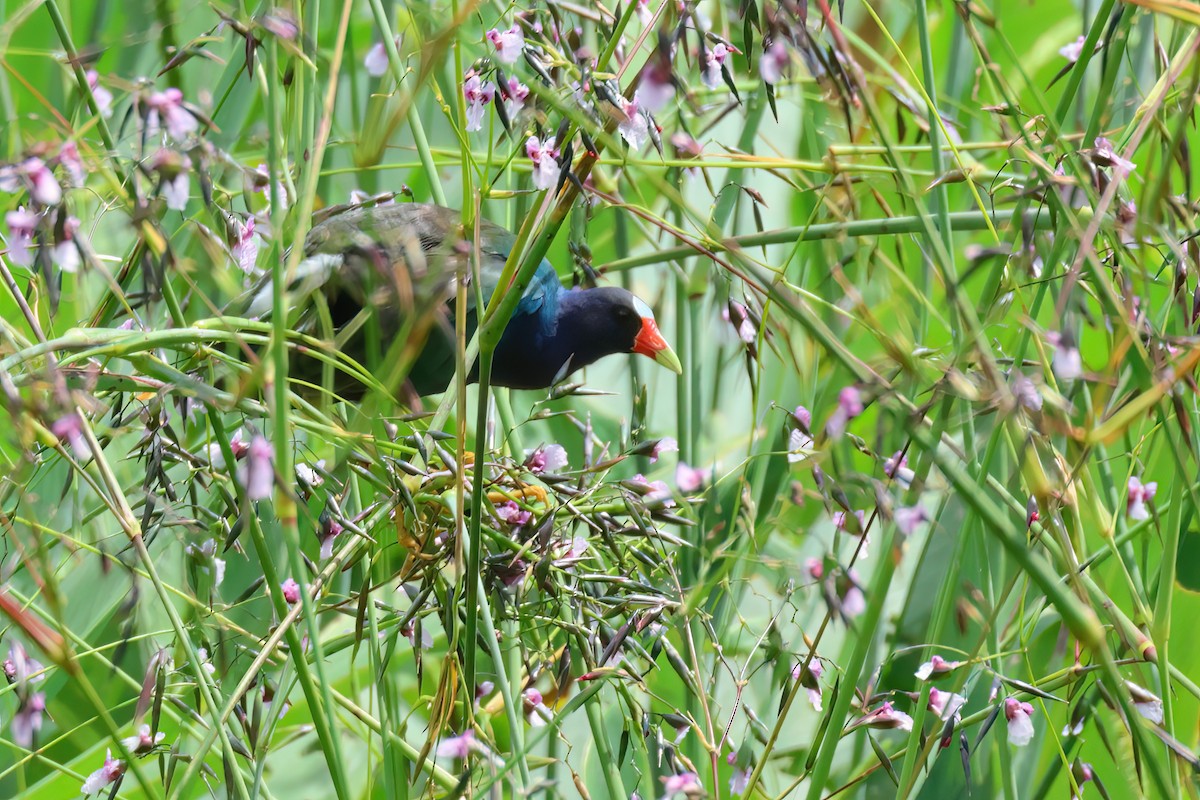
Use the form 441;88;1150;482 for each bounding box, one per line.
1;0;1198;798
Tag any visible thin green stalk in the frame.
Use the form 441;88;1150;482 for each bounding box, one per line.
603;209;1054;272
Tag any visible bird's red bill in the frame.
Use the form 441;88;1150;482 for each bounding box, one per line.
633;317;670;358
632;317;683;374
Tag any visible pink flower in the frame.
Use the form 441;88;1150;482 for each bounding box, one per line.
825;386;863;438
630;474;674;506
400;620;434;648
662;772;702;797
833;509;865;533
206;427;248;469
231;215;260;275
793;405;812;428
5;207;38;267
50;215;81;272
928;687;966;721
556;535;589;563
495;500;532;527
486;25;524;64
650;437;678;462
1071;761;1095;800
1004;697;1036;746
883;451;908;479
841;579;866;618
675;462;707;493
1013;374;1043;411
86;70;114;117
525;443;567;473
726;300;757;344
760;41;790;84
436;729;479;760
1045;330;1082;380
915;655;963;681
243;435;274;500
850;701;913;732
22;157;62;206
1059;35;1087;62
523;687;552;726
792;657;824;710
151;149;191;210
58;141;86;187
1092;137;1136;178
251;163;290;210
702;43;730;89
525;136;561;191
164;170;191;211
729;766;752;794
11;691;45;747
833;510;869;557
261;11;299;40
120;723;165;755
51;412;92;460
280;578;301;605
617;97;649;150
463;74;496;132
145;87;197;141
634;65;676;114
4;642;45;686
318;517;344;560
1126;476;1156;521
894;505;928;536
503;76;529;117
364;39;398;77
81;749;125;795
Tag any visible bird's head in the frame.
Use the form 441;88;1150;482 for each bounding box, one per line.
577;287;683;375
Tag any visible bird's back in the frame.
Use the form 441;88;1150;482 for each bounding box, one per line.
235;202;562;399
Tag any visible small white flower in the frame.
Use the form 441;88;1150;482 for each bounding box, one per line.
503;76;529;117
86;70;114;117
6;207;39;267
1059;36;1087;62
296;461;325;488
617;98;649;150
702;43;730;89
364;38;401;77
1126;681;1163;724
526;443;567;473
463;74;496;132
1004;698;1036;746
1126;477;1157;521
851;701;913;732
760;41;790;84
928;687;966;720
81;750;125;795
486;25;524;64
120;723;166;755
525;136;561;191
915;655;963;681
231;216;260;276
242;435;274;500
23;158;62;206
